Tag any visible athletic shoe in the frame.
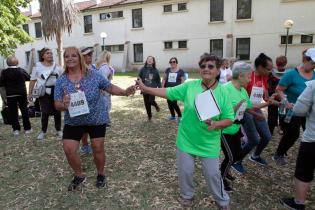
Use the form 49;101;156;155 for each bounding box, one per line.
168;116;176;121
56;130;63;139
68;176;86;191
225;173;236;182
177;196;194;207
96;174;107;188
272;155;287;166
80;144;92;155
155;105;160;112
218;205;231;210
25;129;33;135
249;155;268;166
231;161;246;174
13;130;20;136
223;179;233;192
37;131;46;140
280;197;305;210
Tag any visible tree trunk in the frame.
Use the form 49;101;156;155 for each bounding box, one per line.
56;30;63;66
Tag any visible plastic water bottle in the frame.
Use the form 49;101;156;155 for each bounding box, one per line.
284;109;294;123
278;95;287;116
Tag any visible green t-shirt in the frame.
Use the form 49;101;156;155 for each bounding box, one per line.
166;79;234;158
222;81;252;135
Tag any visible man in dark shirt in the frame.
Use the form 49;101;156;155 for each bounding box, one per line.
0;56;32;136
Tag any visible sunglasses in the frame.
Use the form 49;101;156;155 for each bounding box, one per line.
169;61;177;64
200;64;215;70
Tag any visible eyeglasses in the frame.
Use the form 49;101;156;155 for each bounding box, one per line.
169;61;177;64
305;56;315;65
200;64;215;70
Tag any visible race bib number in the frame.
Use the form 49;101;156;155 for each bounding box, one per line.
235;102;247;121
168;72;177;83
68;91;90;118
250;86;264;104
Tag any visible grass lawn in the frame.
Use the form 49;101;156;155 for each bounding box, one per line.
0;72;314;209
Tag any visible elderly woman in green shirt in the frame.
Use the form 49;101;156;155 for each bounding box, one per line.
220;62;274;192
136;54;234;210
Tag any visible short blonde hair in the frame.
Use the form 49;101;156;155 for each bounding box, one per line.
96;50;111;69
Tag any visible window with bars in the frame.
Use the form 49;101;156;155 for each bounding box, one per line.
164;5;172;12
236;38;250;60
132;8;142;28
134;43;143;62
178;3;187;11
281;35;293;44
237;0;252;20
84;15;93;33
210;39;223;58
178;40;187;48
25;51;31;65
105;45;124;52
210;0;224;22
164;42;173;49
164;41;187;49
301;35;313;44
34;22;42;38
100;11;123;20
22;24;29;34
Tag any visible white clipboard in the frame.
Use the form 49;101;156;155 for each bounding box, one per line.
194;89;221;121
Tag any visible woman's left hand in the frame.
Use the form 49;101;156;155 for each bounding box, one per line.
205;119;218;131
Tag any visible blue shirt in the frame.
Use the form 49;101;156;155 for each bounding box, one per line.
54;70;111;126
279;68;315;103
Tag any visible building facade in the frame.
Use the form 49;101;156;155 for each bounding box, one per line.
9;0;315;71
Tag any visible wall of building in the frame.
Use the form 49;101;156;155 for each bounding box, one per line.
11;0;315;72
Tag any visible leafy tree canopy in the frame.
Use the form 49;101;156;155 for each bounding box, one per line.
0;0;33;56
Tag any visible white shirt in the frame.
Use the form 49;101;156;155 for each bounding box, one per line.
219;67;232;84
30;62;64;86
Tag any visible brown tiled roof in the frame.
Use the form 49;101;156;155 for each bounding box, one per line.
75;0;96;11
21;0;96;18
31;12;41;18
22;0;153;18
21;11;31;17
89;0;126;8
119;0;146;4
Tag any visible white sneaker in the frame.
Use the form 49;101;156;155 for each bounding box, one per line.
13;130;20;136
37;131;46;140
25;129;33;135
56;130;63;139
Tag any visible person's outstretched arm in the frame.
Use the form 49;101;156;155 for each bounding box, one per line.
136;78;167;99
106;84;136;96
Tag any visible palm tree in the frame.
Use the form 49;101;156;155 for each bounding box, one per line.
39;0;77;65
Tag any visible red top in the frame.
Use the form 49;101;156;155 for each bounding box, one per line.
246;71;269;99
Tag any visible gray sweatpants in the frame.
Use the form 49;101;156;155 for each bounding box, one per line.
176;148;230;207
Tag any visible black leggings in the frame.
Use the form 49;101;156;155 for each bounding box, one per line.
143;94;159;119
39;93;61;132
268;104;279;134
275;116;304;156
167;100;182;118
221;131;242;179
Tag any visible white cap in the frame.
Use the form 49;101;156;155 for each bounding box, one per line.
80;47;93;55
304;48;315;62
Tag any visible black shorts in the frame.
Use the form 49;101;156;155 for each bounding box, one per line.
294;142;315;182
63;124;106;141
